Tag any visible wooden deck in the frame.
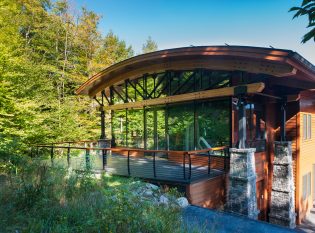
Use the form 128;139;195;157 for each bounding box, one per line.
105;153;225;184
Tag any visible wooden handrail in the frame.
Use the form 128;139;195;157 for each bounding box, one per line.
35;140;100;146
187;146;227;155
34;145;228;155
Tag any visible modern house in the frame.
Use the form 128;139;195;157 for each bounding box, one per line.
76;46;315;227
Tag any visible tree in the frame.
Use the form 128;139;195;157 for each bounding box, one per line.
290;0;315;43
142;36;158;53
90;31;134;74
0;0;134;156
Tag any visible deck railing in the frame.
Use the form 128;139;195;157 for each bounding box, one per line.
32;141;229;183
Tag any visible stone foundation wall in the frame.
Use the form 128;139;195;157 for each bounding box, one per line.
269;141;296;228
226;148;259;219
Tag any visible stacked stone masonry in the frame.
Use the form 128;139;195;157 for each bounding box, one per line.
269;141;296;228
226;148;259;219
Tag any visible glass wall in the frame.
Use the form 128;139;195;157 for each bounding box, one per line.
168;103;195;150
111;99;230;150
145;108;166;150
112;110;127;147
196;100;230;148
232;99;266;151
127;109;144;148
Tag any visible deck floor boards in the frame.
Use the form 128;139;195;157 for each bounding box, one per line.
105;153;224;184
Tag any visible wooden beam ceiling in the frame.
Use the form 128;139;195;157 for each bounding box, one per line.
103;82;265;111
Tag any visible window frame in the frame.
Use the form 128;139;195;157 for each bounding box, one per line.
303;113;312;140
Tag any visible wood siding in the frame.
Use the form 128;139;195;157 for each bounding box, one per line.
297;90;315;223
186;175;226;209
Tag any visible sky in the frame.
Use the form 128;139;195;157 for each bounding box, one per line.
73;0;315;64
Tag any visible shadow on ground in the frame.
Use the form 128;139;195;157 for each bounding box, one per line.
182;206;297;233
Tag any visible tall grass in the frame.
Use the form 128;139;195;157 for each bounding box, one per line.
0;161;183;233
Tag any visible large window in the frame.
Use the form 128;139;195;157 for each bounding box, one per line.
168;103;195;150
127;109;144;148
303;114;312;140
145;108;166;150
111;99;230;151
232;100;266;151
160;99;230;151
196;100;230;148
302;172;311;200
112;110;127;147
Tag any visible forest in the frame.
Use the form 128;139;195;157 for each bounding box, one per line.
0;0;158;161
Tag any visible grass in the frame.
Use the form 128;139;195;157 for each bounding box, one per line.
0;160;184;233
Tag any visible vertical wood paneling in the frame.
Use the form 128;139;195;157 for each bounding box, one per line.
186;175;226;208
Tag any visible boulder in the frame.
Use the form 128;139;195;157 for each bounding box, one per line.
176;197;189;208
146;183;159;191
143;190;153;197
159;195;169;205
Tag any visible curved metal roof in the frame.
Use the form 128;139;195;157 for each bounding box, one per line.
76;45;315;97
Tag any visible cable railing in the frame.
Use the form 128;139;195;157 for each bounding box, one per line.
32;141;229;183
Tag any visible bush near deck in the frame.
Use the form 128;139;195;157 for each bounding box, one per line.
0;160;183;233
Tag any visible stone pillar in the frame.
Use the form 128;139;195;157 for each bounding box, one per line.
226;148;259;219
269;141;296;228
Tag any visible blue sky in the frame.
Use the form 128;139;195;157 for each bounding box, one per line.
73;0;315;64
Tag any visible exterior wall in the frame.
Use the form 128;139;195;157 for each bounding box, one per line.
297;90;315;223
255;152;268;220
186;174;226;208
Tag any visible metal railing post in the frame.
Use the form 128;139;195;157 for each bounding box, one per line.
183;152;186;180
188;153;192;180
153;152;156;178
102;149;107;170
224;148;228;172
208;150;211;175
50;145;54;166
127;150;131;176
67;144;71;168
85;148;90;170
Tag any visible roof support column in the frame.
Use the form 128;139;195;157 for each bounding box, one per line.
237;97;247;149
280;98;287;141
94;91;111;169
226;86;259;219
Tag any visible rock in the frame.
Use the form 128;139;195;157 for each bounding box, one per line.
159;195;169;205
94;173;102;179
176;197;189;208
143;190;153;197
146;183;159;191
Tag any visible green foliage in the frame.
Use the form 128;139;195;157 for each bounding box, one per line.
142;36;158;54
0;161;182;233
290;0;315;43
0;0;134;157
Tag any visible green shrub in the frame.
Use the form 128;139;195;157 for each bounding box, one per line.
0;160;183;233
